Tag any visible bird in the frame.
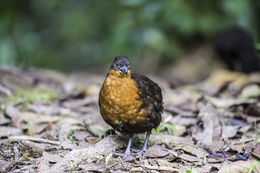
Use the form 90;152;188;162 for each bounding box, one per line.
215;27;260;73
99;56;163;159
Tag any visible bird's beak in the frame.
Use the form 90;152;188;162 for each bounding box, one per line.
121;66;128;74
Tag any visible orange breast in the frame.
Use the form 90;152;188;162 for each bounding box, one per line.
99;70;149;127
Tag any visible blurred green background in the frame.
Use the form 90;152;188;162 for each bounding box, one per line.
0;0;259;72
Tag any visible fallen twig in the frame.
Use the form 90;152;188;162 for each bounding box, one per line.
8;135;61;145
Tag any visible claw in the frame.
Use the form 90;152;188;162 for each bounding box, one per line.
131;148;146;155
131;148;141;153
113;151;131;159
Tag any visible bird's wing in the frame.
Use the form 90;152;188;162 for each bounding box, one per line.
131;73;163;113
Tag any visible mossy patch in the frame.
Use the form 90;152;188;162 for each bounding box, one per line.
3;88;57;109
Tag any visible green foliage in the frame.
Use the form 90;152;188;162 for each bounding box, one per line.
256;43;260;51
0;0;258;71
3;88;57;109
152;122;176;135
152;126;161;135
67;135;76;144
248;160;260;173
93;155;104;160
248;164;255;173
181;167;197;173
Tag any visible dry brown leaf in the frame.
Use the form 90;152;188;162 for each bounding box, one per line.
221;126;239;139
0;113;10;125
205;96;257;108
43;152;62;163
19;112;79;124
157;159;182;168
197;103;224;153
171;124;186;136
143;145;169;158
37;157;50;172
168;149;203;165
0;126;22;138
13;112;80;135
203;69;248;88
178;153;202;163
130;167;145;172
218;160;260;173
176;100;198;112
72;130;90;141
163;88;202;106
207;157;224;163
78;162;106;172
196;164;214;173
28;104;77;117
174;143;205;159
252;143;260;159
0;160;18;172
165;105;196;117
230;144;247;154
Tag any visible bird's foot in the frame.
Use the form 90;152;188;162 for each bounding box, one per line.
131;148;147;155
113;151;131;160
113;135;133;160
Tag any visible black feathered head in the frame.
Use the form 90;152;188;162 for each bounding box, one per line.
111;56;130;74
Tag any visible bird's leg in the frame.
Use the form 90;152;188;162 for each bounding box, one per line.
132;131;151;155
113;135;133;159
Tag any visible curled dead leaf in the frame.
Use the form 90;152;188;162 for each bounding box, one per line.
143;145;169;158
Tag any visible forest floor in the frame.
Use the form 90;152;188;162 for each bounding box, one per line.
0;67;259;173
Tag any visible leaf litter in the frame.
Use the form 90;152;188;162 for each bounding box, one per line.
0;67;259;173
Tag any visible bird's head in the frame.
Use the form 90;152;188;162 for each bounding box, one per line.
109;56;131;77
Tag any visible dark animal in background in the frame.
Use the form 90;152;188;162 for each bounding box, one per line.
215;27;260;73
